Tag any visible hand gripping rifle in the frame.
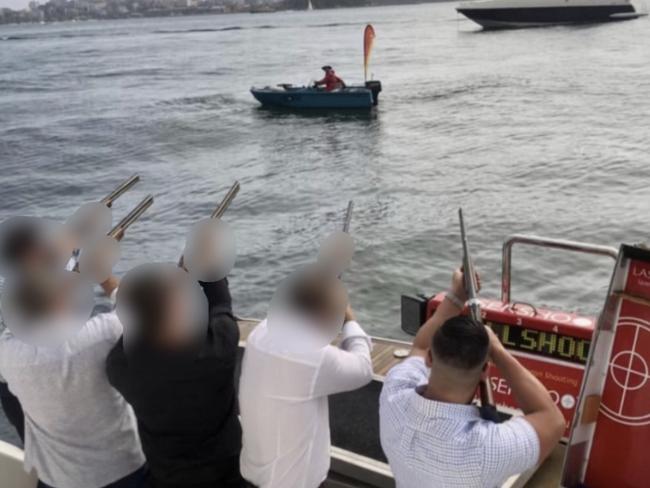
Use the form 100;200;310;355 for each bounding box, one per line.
178;181;240;266
100;174;140;208
459;208;500;422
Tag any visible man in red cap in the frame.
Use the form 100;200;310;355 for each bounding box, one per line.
314;66;346;92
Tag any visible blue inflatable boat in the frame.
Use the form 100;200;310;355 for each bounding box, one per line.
250;81;382;110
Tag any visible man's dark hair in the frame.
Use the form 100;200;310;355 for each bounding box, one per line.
432;316;489;370
0;217;44;266
119;268;174;342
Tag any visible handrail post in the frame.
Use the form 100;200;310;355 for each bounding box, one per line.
501;234;619;304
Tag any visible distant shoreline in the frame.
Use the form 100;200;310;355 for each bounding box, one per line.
0;0;454;27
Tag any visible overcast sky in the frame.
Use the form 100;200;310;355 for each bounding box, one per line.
2;0;32;10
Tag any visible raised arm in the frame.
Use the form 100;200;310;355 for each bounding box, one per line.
199;278;239;355
199;278;233;316
487;328;565;464
411;268;466;357
312;305;373;397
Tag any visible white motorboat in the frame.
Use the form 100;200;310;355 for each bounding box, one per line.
457;0;648;29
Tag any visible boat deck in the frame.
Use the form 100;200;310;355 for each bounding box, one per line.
237;319;564;488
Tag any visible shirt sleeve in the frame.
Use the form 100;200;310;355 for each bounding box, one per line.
312;321;373;397
482;416;541;485
88;311;124;345
383;356;429;398
199;279;233;315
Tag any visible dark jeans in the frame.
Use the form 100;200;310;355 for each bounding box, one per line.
0;381;24;442
147;455;245;488
37;465;149;488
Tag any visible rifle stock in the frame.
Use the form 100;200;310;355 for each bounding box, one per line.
458;208;499;422
100;174;140;207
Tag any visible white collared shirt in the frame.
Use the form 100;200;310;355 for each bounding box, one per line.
380;357;539;488
0;312;144;488
239;319;373;488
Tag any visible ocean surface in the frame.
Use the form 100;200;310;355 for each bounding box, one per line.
1;4;649;445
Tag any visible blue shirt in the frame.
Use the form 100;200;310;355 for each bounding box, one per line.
379;357;539;488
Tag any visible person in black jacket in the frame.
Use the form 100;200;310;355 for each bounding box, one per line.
106;263;244;488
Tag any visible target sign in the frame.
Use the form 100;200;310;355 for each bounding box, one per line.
600;314;650;426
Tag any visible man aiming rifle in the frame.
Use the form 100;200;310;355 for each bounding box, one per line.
107;182;246;488
0;181;152;488
379;210;565;487
0;177;148;444
238;200;372;488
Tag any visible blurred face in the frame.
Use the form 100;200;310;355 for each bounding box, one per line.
13;234;68;275
303;280;346;336
156;284;193;348
183;218;236;282
193;226;219;270
117;262;209;352
1;269;94;349
20;245;53;273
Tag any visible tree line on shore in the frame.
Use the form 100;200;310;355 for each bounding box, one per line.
0;0;383;25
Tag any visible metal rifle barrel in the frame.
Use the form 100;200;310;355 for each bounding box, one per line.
459;209;481;323
342;200;354;233
211;181;241;219
100;174;140;206
108;195;154;239
458;208;498;420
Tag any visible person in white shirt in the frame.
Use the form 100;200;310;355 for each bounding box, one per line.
379;268;565;488
238;265;373;488
0;225;146;488
0;216;70;443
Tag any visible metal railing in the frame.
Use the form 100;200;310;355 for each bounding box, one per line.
501;234;619;304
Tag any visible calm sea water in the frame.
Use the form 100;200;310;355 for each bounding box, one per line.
1;3;649;444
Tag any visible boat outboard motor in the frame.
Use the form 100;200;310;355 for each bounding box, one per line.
365;80;382;106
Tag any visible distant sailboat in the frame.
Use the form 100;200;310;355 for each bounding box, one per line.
307;0;314;10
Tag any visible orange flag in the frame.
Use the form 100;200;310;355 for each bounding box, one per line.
363;24;375;82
